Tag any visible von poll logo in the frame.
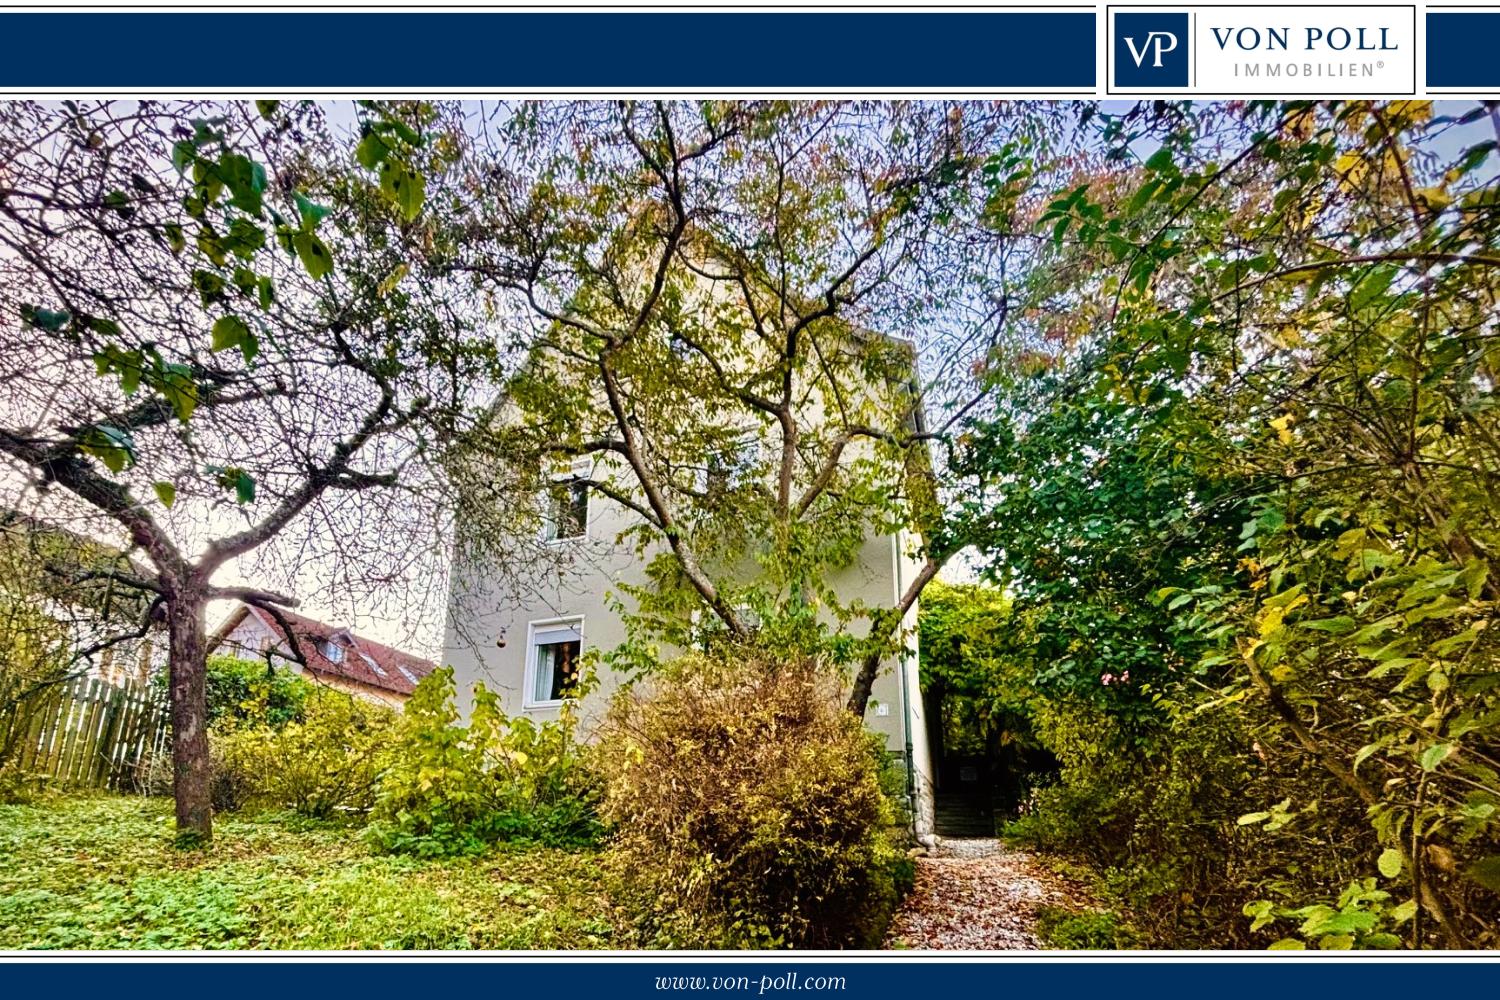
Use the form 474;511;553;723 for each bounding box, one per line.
1114;12;1189;87
1109;6;1417;95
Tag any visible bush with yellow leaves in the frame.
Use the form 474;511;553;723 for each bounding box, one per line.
596;653;912;948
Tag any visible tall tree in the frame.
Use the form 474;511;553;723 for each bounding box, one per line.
0;100;491;839
448;101;1050;712
962;100;1500;946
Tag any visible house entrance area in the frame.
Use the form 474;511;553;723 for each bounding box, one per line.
924;685;1057;840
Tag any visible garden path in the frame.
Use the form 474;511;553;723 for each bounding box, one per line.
883;838;1091;950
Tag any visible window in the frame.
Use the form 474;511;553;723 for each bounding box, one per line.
700;435;759;495
541;476;588;541
690;605;760;652
321;639;345;663
526;618;584;707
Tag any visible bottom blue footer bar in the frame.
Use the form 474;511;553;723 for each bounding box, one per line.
0;962;1491;996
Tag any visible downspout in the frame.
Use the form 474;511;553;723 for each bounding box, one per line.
900;647;917;837
892;531;917;837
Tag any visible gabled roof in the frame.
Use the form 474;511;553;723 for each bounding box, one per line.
211;604;438;697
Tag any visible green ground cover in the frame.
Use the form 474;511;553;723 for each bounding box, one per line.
0;795;618;950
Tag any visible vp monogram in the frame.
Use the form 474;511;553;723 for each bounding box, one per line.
1113;12;1190;86
1124;30;1180;68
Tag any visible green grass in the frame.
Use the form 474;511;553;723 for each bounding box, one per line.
0;795;620;950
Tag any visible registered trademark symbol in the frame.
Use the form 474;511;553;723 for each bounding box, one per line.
1378;60;1385;69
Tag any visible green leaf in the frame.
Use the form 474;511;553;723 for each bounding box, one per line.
1377;848;1402;879
225;218;266;260
211;315;257;362
1420;743;1452;772
1350;265;1397;310
103;189;132;217
1145;147;1175;173
192;269;227;307
378;263;409;297
1267;938;1305;950
1302;615;1357;635
172;140;196;175
93;346;145;395
293;232;334;280
219;152;266;215
255;100;280;120
84;315;122;338
379;159;425;221
196;225;227;266
154;362;199;423
80;425;135;473
234;470;256;504
1466;855;1500;892
293;191;331;231
21;304;71;332
1390;900;1418;924
152;482;177;508
164;223;186;254
1308;910;1377;935
356;132;390;170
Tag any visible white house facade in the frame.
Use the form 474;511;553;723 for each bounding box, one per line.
442;432;938;836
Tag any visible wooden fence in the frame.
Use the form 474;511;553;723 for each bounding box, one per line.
1;675;169;791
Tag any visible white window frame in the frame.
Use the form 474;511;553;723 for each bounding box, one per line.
540;458;591;544
522;615;585;710
694;431;761;493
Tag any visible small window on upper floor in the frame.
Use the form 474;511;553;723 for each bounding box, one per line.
321;638;345;663
700;434;760;495
541;476;588;541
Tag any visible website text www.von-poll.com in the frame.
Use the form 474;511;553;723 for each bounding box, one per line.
655;973;847;994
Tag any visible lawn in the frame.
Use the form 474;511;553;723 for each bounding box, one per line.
0;795;620;950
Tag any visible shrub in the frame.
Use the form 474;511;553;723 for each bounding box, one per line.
1003;689;1373;948
365;667;599;856
595;653;908;948
1035;905;1141;950
153;655;315;728
210;687;396;818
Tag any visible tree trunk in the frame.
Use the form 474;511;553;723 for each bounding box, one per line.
166;586;212;842
846;647;885;717
846;557;943;716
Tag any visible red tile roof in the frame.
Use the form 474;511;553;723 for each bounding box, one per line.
216;604;438;697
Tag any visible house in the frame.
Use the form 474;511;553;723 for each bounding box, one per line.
210;604;437;707
441;288;938;835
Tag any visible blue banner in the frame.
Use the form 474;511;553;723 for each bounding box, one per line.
1426;11;1500;88
0;961;1491;995
0;12;1096;89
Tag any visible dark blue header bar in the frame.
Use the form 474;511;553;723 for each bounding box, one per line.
1427;12;1500;89
0;12;1097;90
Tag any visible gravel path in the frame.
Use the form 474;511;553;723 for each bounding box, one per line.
884;838;1089;950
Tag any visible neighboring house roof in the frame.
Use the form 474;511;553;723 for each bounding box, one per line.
211;604;438;697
